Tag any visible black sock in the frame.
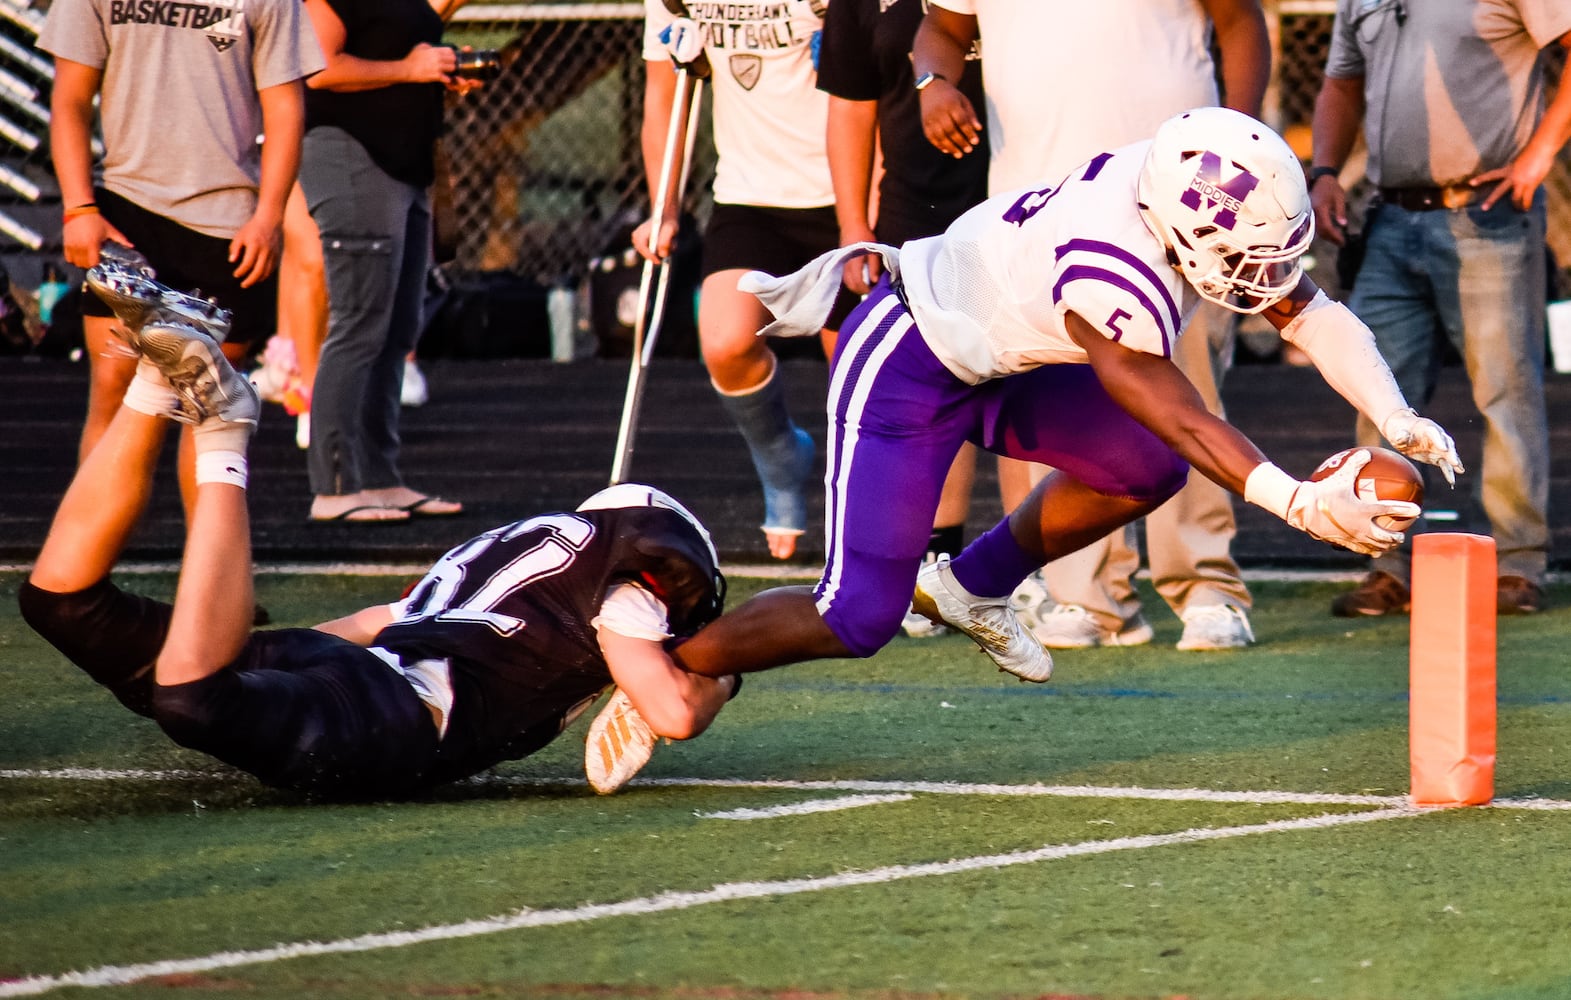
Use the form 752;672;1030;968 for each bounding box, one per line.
927;524;965;560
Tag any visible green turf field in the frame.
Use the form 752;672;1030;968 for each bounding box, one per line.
3;570;1570;1000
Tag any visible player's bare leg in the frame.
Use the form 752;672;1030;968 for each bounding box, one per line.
701;270;815;560
1012;469;1166;565
32;403;167;594
147;324;260;685
672;586;851;678
159;475;253;685
78;313;140;467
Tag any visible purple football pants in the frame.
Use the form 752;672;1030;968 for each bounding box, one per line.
814;278;1188;656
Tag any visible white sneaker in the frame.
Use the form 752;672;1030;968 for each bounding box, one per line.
911;557;1053;682
585;688;656;794
1008;569;1053;635
1033;604;1155;650
249;361;290;404
1176;604;1255;651
901;605;948;638
402;358;429;407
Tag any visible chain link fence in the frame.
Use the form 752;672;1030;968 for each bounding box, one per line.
441;3;714;287
3;0;1568;330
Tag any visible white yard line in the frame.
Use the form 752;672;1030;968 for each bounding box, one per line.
699;793;913;820
11;563;1559;582
7;768;1571;812
0;806;1419;998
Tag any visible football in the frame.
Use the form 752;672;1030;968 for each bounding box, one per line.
1309;446;1424;529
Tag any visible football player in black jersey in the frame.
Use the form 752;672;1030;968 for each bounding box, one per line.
20;304;738;799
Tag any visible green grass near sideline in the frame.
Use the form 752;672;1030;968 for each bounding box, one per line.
2;571;1570;1000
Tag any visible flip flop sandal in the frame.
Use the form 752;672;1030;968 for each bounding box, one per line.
310;504;410;523
401;496;463;516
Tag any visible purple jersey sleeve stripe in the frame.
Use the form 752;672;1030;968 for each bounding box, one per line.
1051;265;1174;357
1054;239;1182;332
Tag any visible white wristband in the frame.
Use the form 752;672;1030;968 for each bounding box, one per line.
1243;462;1300;520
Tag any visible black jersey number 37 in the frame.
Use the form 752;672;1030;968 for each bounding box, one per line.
394;515;596;636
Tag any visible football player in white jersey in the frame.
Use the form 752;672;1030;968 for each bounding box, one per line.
663;107;1463;686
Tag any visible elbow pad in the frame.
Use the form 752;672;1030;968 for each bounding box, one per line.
1280;290;1408;427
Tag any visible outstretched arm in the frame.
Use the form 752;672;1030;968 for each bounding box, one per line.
1066;309;1419;556
601;628;736;740
1261;276;1463;482
314;603;395;644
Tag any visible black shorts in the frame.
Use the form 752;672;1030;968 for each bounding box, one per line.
703;203;859;330
19;579;438;798
83;188;279;351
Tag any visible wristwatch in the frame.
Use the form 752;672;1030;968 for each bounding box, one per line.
1308;165;1340;187
914;71;947;92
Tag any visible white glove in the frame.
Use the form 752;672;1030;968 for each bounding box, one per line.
1284;450;1421;556
659;17;705;66
1381;407;1463;486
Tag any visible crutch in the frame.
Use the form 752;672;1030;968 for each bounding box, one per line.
610;22;709;485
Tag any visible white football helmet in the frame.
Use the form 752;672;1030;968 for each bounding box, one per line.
578;482;718;568
1137;107;1314;314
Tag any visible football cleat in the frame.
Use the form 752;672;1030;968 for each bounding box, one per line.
585;688;657;794
910;557;1054;682
85;254;233;343
137;321;258;428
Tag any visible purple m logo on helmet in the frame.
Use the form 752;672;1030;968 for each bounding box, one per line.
1179;151;1260;231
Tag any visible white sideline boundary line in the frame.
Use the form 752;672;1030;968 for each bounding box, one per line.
7;767;1571;811
0;806;1419;997
11;563;1560;583
700;793;913;820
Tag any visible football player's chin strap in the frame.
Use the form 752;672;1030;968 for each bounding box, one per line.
1277;288;1409;435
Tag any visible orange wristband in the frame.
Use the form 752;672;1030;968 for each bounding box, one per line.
62;203;100;223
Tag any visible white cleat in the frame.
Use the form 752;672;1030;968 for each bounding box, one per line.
910;557;1054;682
585;688;657;794
85;254;233;342
138;322;258;428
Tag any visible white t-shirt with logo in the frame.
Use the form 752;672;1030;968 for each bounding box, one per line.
643;0;835;208
932;0;1219;194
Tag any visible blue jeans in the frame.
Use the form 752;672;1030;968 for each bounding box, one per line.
1350;193;1550;583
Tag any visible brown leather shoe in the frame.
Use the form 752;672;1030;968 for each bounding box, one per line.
1331;571;1411;617
1497;576;1546;615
